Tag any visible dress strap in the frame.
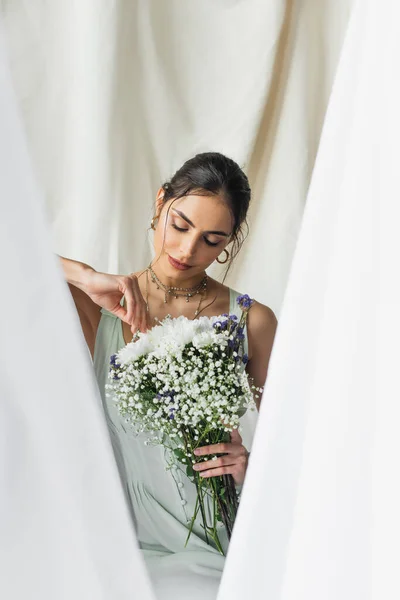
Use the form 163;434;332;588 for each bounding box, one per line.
228;288;242;318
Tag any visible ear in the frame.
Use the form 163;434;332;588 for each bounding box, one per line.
155;187;165;215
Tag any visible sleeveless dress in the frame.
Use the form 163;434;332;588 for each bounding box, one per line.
93;289;248;600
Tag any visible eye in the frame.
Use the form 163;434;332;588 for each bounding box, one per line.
203;237;220;247
172;223;188;232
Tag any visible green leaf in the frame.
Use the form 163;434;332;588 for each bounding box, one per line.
173;448;185;461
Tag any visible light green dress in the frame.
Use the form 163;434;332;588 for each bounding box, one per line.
93;289;247;600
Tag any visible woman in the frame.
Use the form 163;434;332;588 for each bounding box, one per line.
62;152;277;600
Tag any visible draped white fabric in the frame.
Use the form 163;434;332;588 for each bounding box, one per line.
1;0;354;455
0;31;154;600
2;1;398;599
218;0;400;598
1;0;353;313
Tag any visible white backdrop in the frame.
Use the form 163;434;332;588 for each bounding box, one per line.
1;0;353;314
3;1;398;599
219;0;400;598
0;29;154;600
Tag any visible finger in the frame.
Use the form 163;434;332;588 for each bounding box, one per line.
112;301;134;325
132;286;148;333
194;443;231;457
229;429;243;445
140;306;149;332
121;276;136;325
193;455;244;472
129;269;148;332
135;303;148;334
194;441;245;457
198;465;238;478
130;311;139;335
127;275;144;333
136;297;148;333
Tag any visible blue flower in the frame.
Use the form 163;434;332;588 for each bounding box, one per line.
110;354;120;379
214;317;231;331
158;390;176;399
237;294;254;310
110;354;119;367
236;326;245;341
242;353;249;365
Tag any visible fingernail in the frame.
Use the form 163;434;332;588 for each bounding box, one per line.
193;464;200;470
194;449;200;456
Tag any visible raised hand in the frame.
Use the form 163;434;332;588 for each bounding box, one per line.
84;270;148;334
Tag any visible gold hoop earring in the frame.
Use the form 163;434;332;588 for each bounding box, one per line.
150;216;159;230
216;249;230;265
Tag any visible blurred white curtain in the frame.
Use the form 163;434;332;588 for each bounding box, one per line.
218;0;400;598
1;0;353;314
0;0;400;600
0;28;154;600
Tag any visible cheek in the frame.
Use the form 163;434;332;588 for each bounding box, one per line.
154;220;177;252
197;245;223;265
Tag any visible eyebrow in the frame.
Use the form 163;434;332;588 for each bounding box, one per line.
172;209;230;237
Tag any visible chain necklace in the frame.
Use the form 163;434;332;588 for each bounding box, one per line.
146;265;208;318
148;265;208;303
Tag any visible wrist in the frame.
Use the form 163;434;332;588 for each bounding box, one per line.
80;264;97;293
60;257;96;292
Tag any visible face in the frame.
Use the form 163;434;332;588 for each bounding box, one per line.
153;193;234;278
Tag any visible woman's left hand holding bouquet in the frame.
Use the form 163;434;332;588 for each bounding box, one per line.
192;429;249;486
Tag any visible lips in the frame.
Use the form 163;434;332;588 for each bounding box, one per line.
168;255;191;271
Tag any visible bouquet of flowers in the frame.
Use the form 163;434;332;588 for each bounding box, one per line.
107;294;261;554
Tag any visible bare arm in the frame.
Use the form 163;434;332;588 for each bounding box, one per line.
60;257;148;357
246;301;277;409
60;258;101;356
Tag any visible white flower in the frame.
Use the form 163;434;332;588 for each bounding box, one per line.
117;336;153;364
109;313;252;447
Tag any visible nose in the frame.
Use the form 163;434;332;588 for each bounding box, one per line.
180;234;198;260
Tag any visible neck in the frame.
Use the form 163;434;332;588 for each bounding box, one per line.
149;262;207;289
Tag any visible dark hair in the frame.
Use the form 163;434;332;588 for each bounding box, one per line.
161;152;251;271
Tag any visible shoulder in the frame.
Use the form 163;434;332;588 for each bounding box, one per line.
228;288;277;332
207;278;230;297
247;300;277;331
246;300;277;360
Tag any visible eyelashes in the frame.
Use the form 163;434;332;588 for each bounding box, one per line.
203;239;220;247
171;223;220;247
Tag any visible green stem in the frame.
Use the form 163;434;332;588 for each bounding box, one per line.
179;426;237;555
184;494;200;548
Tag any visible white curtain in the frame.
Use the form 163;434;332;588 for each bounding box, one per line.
218;0;400;598
0;29;154;600
3;1;397;599
1;0;354;455
1;0;353;314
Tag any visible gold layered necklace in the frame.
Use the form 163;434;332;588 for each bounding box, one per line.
146;265;208;318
